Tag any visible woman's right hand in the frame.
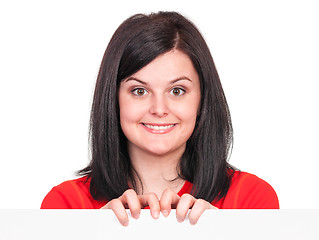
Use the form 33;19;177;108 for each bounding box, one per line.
101;189;160;226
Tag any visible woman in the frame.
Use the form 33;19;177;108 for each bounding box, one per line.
41;11;279;226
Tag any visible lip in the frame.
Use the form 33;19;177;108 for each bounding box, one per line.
141;123;177;134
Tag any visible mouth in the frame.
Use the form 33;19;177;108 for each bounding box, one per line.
142;123;176;129
141;123;177;134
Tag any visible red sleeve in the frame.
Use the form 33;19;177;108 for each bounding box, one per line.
41;185;73;209
222;172;279;209
40;178;105;209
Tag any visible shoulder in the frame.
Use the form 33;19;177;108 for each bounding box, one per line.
222;171;279;209
41;176;106;209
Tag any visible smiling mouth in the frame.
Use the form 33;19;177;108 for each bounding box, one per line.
142;123;176;130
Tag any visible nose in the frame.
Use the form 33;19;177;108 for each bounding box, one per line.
149;94;169;117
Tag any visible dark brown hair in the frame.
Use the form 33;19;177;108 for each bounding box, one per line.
79;11;234;202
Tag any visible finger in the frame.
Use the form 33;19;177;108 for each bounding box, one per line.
103;199;129;227
139;193;160;219
176;193;196;223
188;199;217;225
119;189;141;219
160;188;180;217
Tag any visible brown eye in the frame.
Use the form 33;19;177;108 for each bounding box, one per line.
132;88;147;96
170;88;185;96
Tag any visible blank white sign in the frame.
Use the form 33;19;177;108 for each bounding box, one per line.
1;210;318;240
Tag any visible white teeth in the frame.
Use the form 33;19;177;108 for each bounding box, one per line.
144;124;175;130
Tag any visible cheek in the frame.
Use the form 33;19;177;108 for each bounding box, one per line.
172;100;199;124
119;96;146;126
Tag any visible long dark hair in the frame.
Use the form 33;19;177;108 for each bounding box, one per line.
79;11;234;203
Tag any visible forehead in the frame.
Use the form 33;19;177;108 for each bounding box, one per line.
126;50;199;85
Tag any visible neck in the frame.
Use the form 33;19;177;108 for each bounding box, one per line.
128;145;186;198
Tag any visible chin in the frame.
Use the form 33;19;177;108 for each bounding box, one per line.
139;142;172;155
146;147;172;156
144;142;185;157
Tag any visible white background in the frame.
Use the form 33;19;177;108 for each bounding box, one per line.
0;0;318;209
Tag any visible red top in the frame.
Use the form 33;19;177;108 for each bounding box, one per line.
41;171;279;209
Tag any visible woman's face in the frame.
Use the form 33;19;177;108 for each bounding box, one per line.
118;49;201;157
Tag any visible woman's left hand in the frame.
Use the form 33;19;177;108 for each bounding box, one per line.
159;189;217;225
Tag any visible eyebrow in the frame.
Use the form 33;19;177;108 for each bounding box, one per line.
124;76;192;84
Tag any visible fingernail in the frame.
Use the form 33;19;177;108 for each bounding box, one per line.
153;211;160;219
177;216;184;223
123;221;129;227
133;213;140;219
162;210;169;217
189;219;197;225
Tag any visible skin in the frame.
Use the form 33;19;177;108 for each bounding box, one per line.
101;49;216;226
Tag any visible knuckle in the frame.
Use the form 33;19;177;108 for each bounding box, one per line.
121;189;137;201
146;192;158;200
195;199;208;208
161;188;177;201
109;199;120;207
145;193;160;208
129;202;141;212
181;193;194;202
161;189;180;209
162;188;175;196
123;189;137;197
163;188;173;193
